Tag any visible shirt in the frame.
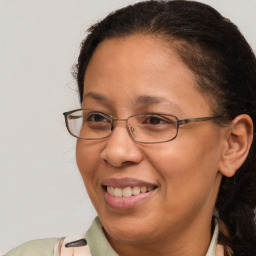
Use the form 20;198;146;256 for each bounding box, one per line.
5;217;219;256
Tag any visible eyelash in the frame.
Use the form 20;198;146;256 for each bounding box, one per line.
85;111;175;126
86;112;112;122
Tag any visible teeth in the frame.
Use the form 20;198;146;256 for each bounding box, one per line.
110;186;115;195
122;187;132;197
107;185;155;197
147;187;154;192
132;186;140;195
141;186;147;193
115;188;122;197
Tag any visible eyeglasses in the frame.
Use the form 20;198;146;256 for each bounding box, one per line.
63;108;221;144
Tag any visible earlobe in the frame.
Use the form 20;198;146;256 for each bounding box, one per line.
218;114;253;177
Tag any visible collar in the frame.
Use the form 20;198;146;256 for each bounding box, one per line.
86;217;118;256
206;218;219;256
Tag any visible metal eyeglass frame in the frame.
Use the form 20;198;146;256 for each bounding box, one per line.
63;108;221;144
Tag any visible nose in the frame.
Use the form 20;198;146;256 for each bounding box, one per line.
101;122;143;168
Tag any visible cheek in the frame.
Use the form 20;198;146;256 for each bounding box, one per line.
76;140;109;213
146;132;221;201
76;140;102;189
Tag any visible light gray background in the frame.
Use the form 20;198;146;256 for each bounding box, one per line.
0;0;255;254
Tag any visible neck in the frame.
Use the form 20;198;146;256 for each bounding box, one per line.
106;216;214;256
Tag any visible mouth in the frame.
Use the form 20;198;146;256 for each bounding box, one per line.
102;178;158;210
104;185;157;198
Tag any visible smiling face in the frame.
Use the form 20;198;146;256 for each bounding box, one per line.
76;34;225;254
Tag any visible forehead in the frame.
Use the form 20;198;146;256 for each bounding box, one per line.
86;34;186;78
83;34;212;116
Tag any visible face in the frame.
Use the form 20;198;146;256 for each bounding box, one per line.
76;34;225;246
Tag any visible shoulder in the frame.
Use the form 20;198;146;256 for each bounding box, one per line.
5;238;57;256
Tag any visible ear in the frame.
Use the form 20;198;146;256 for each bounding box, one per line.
218;114;253;177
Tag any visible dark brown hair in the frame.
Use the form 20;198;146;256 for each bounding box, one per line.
73;1;256;255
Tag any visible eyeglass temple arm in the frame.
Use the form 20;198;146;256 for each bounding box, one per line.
178;116;221;125
63;108;83;116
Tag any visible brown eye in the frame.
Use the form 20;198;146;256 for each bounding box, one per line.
86;113;111;123
148;116;163;125
142;115;170;125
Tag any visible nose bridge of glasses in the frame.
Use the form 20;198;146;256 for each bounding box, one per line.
104;116;135;143
111;117;130;130
110;118;137;140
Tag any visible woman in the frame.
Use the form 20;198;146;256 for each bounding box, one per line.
6;0;256;255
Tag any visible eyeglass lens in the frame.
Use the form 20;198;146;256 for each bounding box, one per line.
66;110;178;143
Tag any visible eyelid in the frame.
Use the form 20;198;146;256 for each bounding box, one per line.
84;109;177;120
87;110;113;121
88;110;111;116
141;113;176;119
147;113;170;117
144;114;169;120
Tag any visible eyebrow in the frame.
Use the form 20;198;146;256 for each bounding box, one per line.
135;95;184;113
135;95;173;106
83;92;110;104
83;92;183;112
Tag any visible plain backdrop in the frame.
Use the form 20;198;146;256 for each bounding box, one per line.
1;0;255;254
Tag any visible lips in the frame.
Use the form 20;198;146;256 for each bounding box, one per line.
102;178;158;210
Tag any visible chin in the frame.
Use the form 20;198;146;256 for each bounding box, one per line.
99;211;159;244
105;225;153;244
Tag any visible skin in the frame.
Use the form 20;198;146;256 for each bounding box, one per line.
76;34;235;256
